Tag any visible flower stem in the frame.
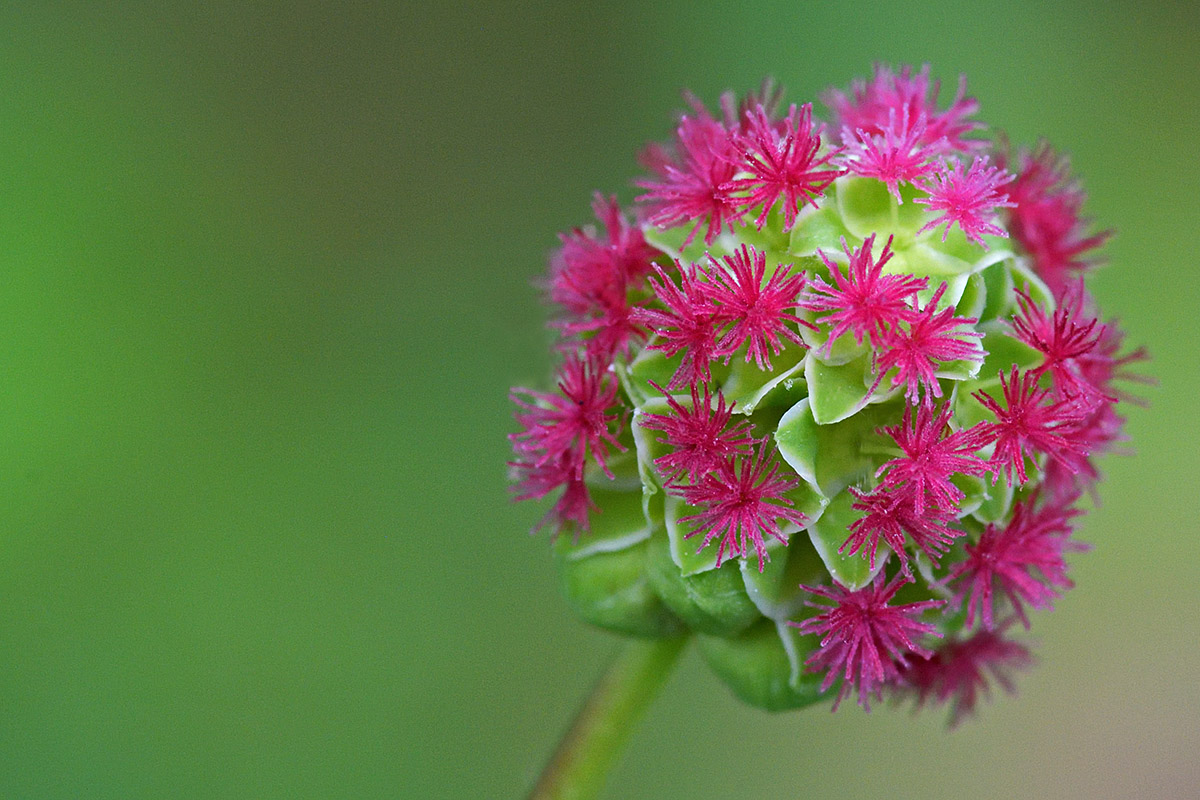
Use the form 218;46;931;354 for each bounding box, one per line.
528;635;689;800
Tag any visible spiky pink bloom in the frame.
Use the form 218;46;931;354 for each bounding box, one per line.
942;497;1086;629
974;366;1090;486
677;442;807;571
704;245;814;370
508;447;595;535
725;102;843;230
793;573;944;711
916;156;1015;246
509;354;625;479
877;402;992;515
840;107;944;201
636;108;744;246
842;486;962;574
803;234;927;350
897;621;1033;728
631;261;718;389
1000;142;1112;296
638;381;755;485
548;194;658;361
825;63;982;155
876;283;984;405
1010;284;1106;405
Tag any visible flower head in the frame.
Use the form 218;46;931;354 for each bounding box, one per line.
876;402;992;515
999;142;1112;296
825;63;982;155
974;366;1091;486
509;353;624;479
840;106;944;201
942;496;1086;629
631;261;719;389
511;67;1141;725
842;486;961;575
637;104;743;246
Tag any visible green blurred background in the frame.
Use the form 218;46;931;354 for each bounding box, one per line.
0;2;1196;798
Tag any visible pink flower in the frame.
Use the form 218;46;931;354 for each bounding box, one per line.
1010;283;1107;405
897;621;1033;728
999;142;1112;296
942;496;1086;629
509;353;625;479
916;156;1015;246
638;381;755;485
792;573;944;711
876;283;984;405
704;245;814;370
877;402;992;515
825;63;982;155
508;447;595;536
803;233;927;351
725;101;843;230
631;261;719;389
840;106;944;201
973;366;1090;486
677;442;807;571
548;195;658;362
842;486;962;575
636;107;744;246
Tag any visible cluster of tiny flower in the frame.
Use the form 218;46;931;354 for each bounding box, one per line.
509;65;1144;726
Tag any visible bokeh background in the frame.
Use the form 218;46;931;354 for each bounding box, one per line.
0;2;1197;798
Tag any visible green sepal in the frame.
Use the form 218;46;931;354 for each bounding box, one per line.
972;475;1014;524
1008;256;1054;309
625;343;731;406
787;201;852;257
641;222;729;264
697;619;829;711
556;487;652;559
664;494;721;576
806;490;887;590
644;529;761;636
720;344;807;413
774;397;897;498
740;529;828;621
630;396;671;493
554;537;685;638
835;176;924;244
978;255;1016;322
804;350;876;424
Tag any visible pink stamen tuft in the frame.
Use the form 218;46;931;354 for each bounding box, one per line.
677;442;807;572
942;497;1086;630
704;245;814;370
802;234;927;351
916;156;1016;246
875;283;984;405
793;573;944;711
897;620;1034;728
636;106;744;246
638;381;755;485
725;102;843;230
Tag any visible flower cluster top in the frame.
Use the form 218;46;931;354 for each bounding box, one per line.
509;65;1144;725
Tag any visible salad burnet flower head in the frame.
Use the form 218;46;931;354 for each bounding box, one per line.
510;64;1144;730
